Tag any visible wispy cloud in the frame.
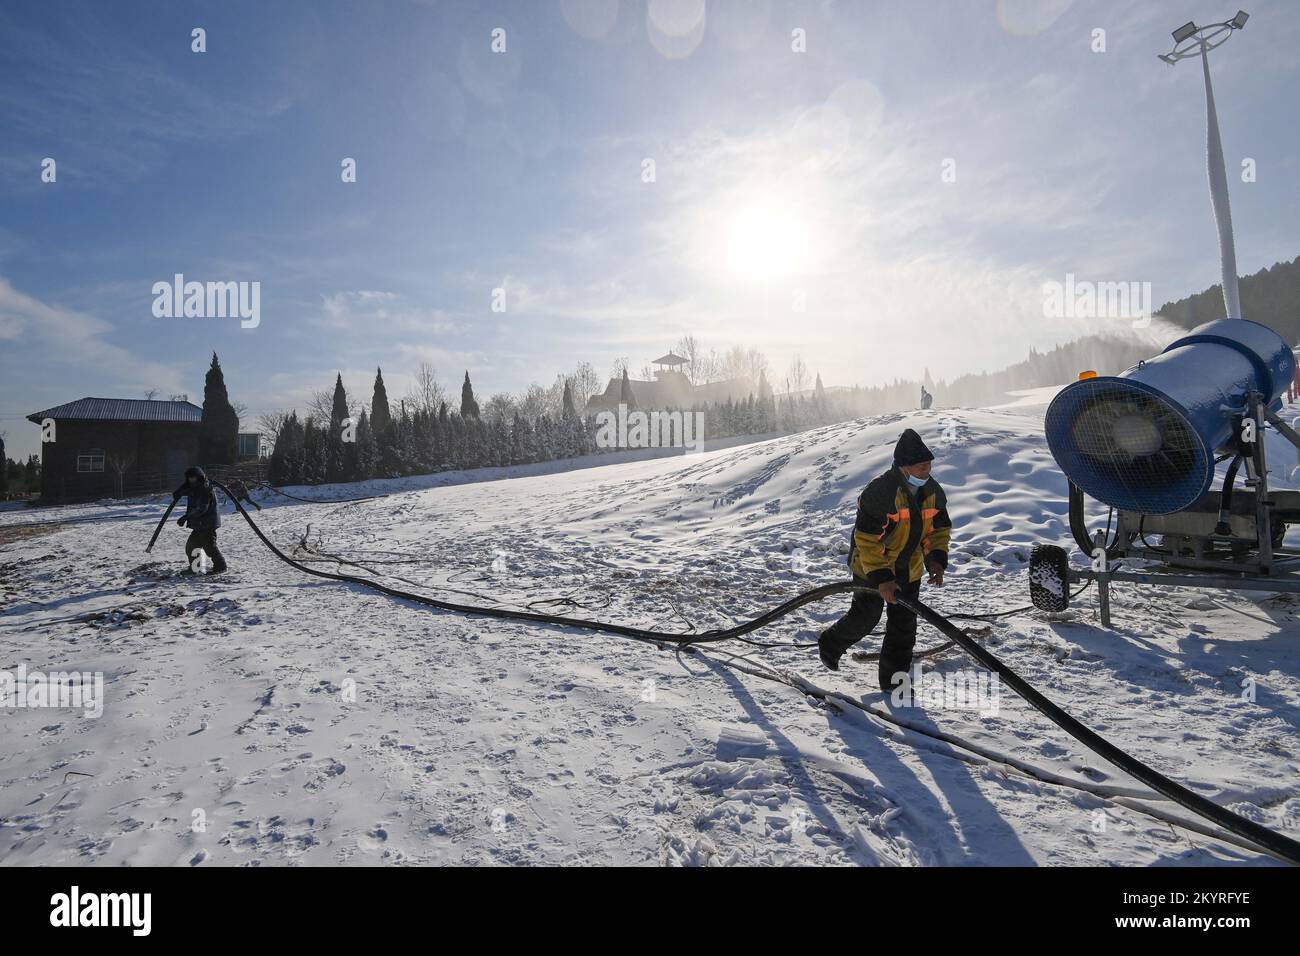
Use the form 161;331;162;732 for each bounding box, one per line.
0;4;306;194
0;276;183;393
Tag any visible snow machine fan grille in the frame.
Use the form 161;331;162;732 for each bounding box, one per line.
1044;378;1209;515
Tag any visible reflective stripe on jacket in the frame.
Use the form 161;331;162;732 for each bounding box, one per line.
848;469;951;585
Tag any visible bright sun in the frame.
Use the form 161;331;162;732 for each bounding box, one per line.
721;198;819;282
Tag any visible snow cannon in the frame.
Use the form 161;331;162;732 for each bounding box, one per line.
1031;319;1300;627
1044;319;1294;515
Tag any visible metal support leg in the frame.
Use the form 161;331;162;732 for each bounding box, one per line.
1093;530;1112;627
1249;391;1274;574
1098;571;1111;627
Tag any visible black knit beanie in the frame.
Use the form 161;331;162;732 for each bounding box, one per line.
892;429;934;467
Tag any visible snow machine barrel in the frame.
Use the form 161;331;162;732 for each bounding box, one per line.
1044;319;1294;515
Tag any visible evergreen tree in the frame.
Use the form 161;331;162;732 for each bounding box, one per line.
619;369;636;409
355;410;378;480
510;412;529;464
435;411;450;469
490;415;510;467
371;368;392;432
343;424;360;482
269;419;288;484
560;380;585;459
429;406;446;470
461;371;480;419
326;373;350;482
446;411;464;469
329;373;349;430
469;417;488;468
200;352;240;465
395;402;415;474
371;368;398;478
757;370;777;429
270;412;306;485
302;419;322;483
413;409;436;472
562;379;577;421
288;413;306;484
0;434;7;496
5;458;22;495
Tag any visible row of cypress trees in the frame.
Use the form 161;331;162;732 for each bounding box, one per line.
266;368;850;487
268;369;597;485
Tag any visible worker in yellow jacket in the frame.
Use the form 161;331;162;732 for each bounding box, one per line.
819;429;952;692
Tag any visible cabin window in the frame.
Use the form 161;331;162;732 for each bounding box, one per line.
77;450;105;473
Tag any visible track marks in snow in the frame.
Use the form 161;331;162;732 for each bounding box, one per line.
2;408;1296;865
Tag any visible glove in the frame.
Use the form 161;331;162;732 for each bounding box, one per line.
177;516;187;527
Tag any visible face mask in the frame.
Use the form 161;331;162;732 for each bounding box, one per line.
905;472;928;488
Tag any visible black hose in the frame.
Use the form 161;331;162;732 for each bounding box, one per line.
250;480;384;505
901;594;1300;866
1138;515;1169;554
202;479;1300;864
1212;454;1244;539
210;479;854;646
143;498;178;553
1068;481;1121;559
948;579;1093;621
1221;454;1243;514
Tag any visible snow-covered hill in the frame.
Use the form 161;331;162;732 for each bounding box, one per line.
2;408;1297;865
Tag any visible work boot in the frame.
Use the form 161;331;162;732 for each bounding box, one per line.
817;629;843;671
878;657;911;694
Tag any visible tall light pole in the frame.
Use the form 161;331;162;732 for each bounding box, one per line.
1159;11;1250;320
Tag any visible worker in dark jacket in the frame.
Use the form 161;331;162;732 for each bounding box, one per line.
819;429;952;692
173;466;227;574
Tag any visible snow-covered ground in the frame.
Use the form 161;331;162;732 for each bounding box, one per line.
2;407;1298;866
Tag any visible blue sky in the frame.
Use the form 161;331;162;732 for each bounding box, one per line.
2;0;1298;458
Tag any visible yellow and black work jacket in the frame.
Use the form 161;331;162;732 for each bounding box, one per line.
848;468;952;586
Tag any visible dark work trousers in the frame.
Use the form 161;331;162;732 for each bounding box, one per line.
822;577;922;690
184;528;227;573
